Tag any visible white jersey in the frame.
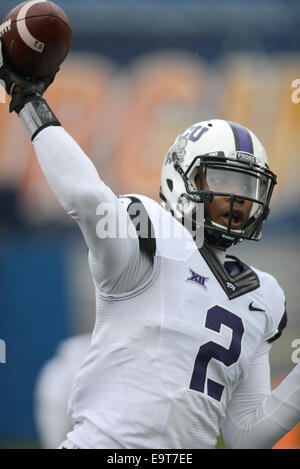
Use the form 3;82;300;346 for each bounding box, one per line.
32;126;300;449
67;195;285;449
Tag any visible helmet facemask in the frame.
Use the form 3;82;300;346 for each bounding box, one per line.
171;152;277;249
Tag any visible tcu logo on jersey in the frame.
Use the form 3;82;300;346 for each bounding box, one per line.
226;282;236;292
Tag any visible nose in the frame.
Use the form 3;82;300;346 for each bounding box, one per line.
222;196;245;206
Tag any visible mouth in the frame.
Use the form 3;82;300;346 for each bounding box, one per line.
220;210;244;230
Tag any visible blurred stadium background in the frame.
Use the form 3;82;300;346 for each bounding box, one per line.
0;0;299;449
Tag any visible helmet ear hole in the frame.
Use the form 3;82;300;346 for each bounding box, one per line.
166;179;173;192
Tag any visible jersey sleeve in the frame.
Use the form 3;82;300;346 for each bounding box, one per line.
222;342;300;448
267;307;287;344
32;126;153;294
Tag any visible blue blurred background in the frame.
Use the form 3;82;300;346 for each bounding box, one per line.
0;0;299;448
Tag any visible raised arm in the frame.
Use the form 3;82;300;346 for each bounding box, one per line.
0;42;153;294
34;126;155;293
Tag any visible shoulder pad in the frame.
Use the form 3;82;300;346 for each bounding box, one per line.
119;194;195;260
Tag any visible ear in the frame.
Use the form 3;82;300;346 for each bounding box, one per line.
194;174;200;190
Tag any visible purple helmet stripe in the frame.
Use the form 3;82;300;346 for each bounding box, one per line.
227;121;254;154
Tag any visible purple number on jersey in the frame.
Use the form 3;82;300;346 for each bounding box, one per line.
190;305;245;401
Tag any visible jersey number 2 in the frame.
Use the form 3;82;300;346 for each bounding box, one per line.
190;305;244;401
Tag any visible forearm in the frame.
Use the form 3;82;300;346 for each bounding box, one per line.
1;49;125;255
223;354;300;449
32;126;112;219
0;46;153;293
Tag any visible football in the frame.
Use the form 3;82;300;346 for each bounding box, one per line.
0;0;72;79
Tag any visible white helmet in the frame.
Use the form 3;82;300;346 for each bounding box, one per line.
160;119;277;249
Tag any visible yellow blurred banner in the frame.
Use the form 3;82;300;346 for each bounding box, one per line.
0;51;300;224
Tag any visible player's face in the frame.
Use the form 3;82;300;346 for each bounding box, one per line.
195;174;253;230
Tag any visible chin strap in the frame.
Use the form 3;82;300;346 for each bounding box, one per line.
204;209;238;249
204;226;236;250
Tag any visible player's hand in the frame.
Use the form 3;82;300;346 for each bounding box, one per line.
0;39;59;113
